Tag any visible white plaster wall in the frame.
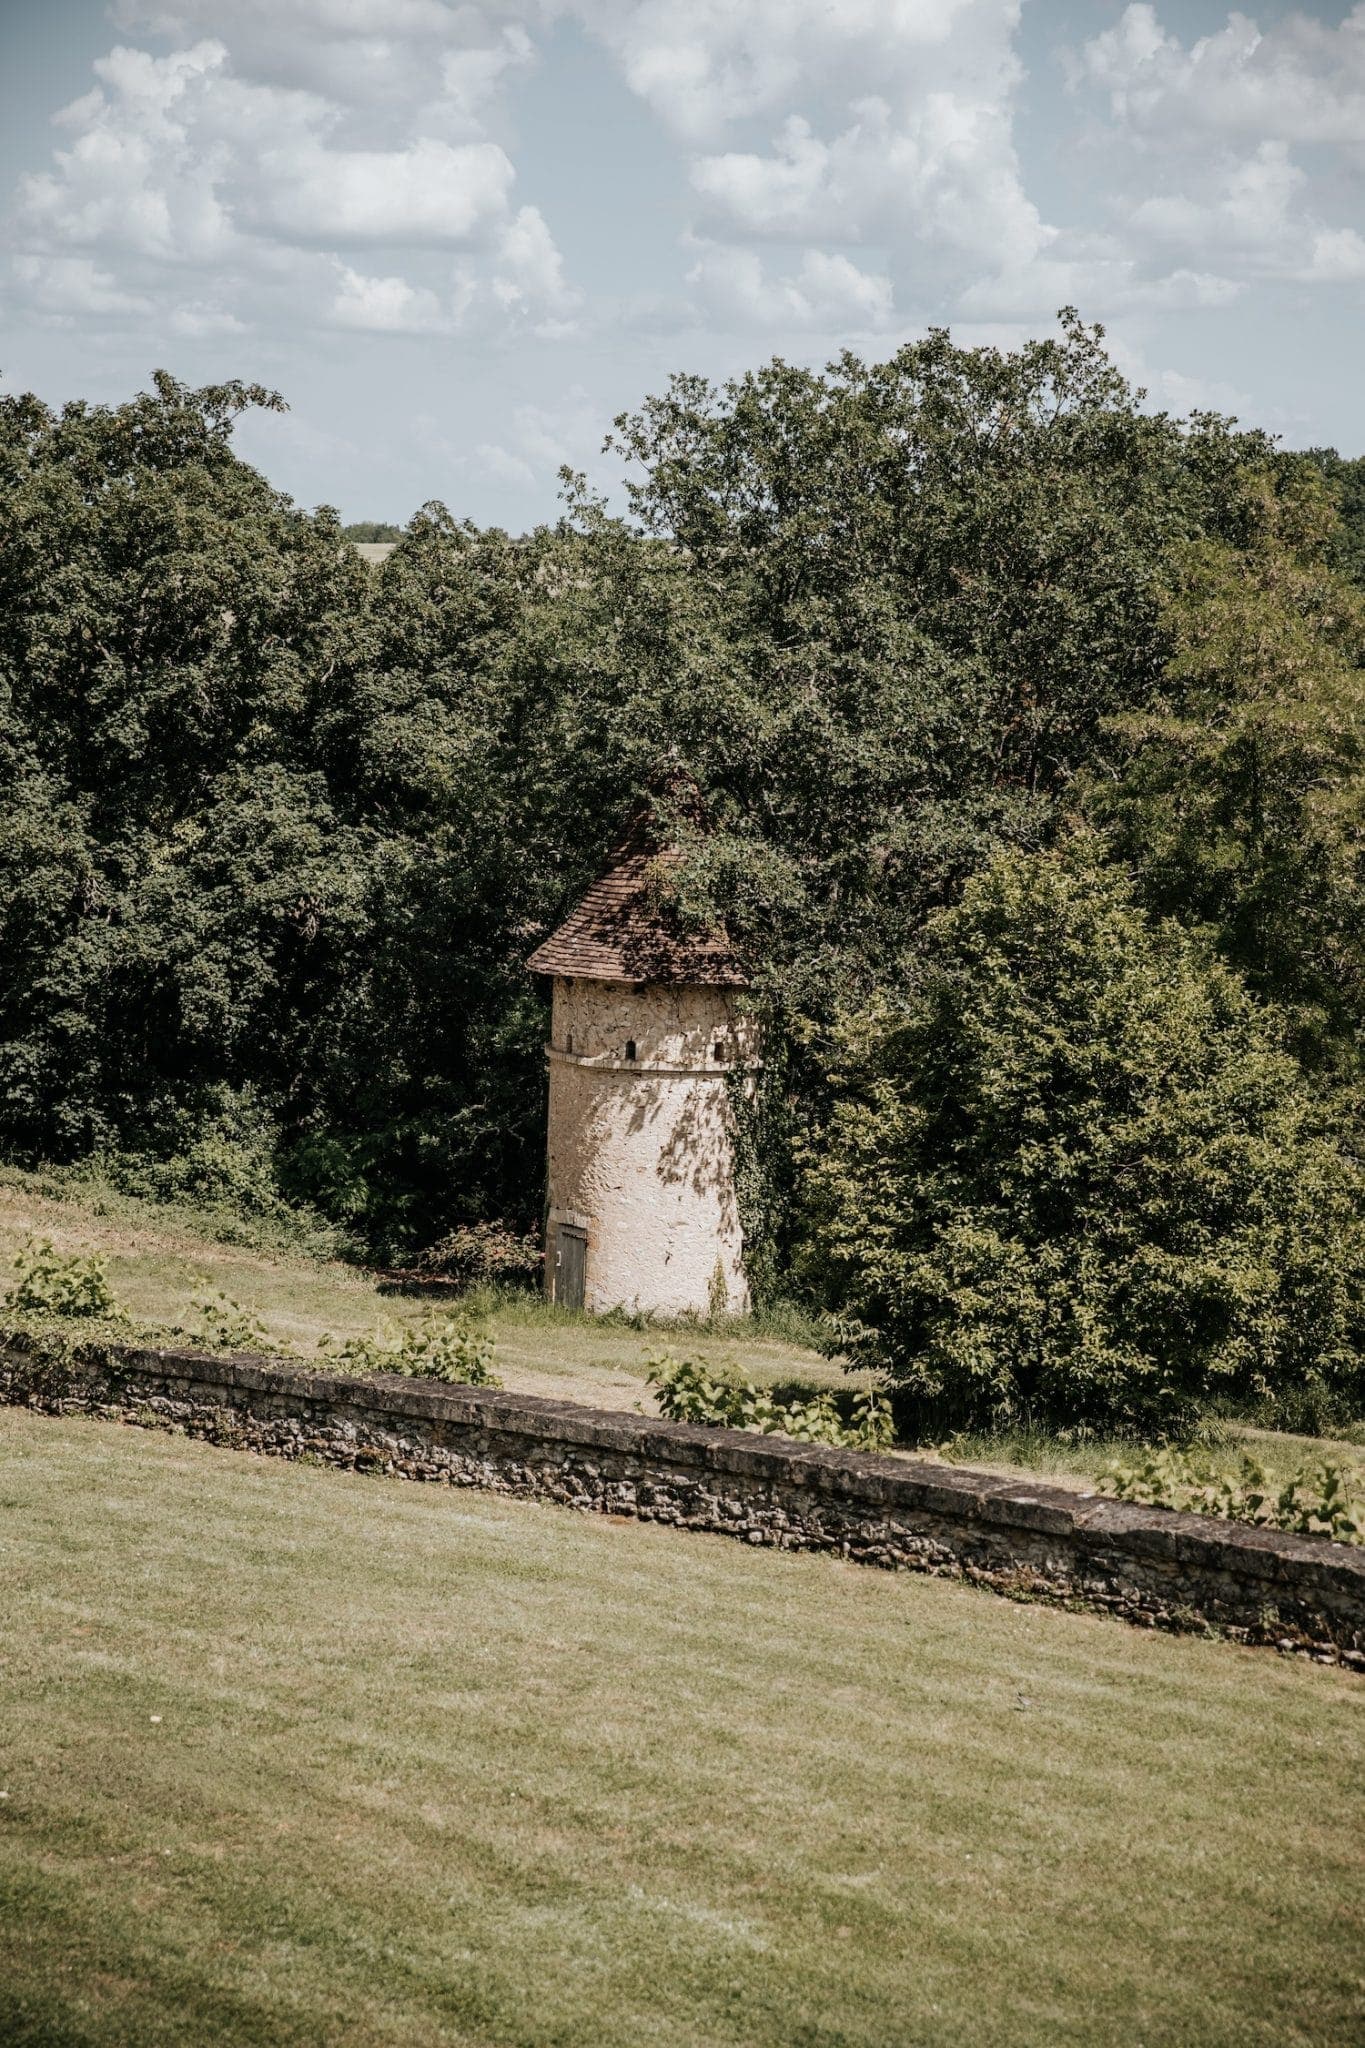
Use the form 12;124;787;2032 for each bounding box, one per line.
544;978;759;1317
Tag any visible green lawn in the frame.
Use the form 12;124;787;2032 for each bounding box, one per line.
1;1409;1362;2048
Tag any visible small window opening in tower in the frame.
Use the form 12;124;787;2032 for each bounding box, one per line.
566;1032;573;1053
714;1041;725;1063
625;1039;637;1062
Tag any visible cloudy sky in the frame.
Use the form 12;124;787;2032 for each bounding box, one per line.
1;1;1362;528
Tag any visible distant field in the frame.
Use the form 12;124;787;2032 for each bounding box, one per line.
1;1168;1362;1499
1;1409;1362;2048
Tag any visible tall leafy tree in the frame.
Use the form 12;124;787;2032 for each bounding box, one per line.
800;843;1365;1436
2;327;1353;1280
1092;463;1365;1084
0;374;370;1177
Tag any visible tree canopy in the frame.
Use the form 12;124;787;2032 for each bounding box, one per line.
799;843;1365;1436
2;318;1362;1415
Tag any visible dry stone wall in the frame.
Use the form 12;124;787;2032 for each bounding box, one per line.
3;1333;1362;1666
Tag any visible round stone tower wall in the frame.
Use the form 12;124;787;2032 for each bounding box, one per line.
544;976;759;1318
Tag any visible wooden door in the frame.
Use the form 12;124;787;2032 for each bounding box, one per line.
554;1223;587;1310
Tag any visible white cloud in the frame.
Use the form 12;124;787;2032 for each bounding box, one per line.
958;250;1245;321
1108;134;1363;288
686;242;894;330
1295;227;1365;286
255;137;515;246
9;16;577;344
112;0;537;130
1127;138;1302;261
577;0;985;142
1077;3;1365;149
591;0;1364;333
579;0;1046;332
331;207;583;338
691;117;828;236
10;254;152;318
331;263;449;332
169;302;248;336
1131;267;1244;310
1067;6;1365;294
1101;335;1254;423
444;388;604;500
489;204;582;331
21;42;518;260
470;441;538;489
435;29;537;136
692;94;1049;271
18;42;238;263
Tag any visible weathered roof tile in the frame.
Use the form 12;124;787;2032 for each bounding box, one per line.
526;802;747;986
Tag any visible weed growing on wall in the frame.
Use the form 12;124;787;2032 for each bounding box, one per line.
317;1318;500;1387
6;1238;121;1320
180;1291;277;1354
647;1350;892;1450
1102;1448;1364;1546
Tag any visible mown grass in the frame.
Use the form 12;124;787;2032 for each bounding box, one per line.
1;1409;1362;2048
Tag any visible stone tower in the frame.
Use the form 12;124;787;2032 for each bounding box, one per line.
527;801;758;1318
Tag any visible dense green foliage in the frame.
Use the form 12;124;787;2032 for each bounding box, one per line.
646;1348;893;1449
1300;448;1365;586
800;847;1365;1435
2;322;1364;1430
340;520;404;543
6;1237;120;1320
1091;472;1365;1081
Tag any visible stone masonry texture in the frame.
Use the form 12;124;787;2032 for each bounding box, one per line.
3;1333;1362;1666
544;976;756;1317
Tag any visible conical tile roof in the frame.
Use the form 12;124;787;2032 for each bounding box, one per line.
526;795;747;987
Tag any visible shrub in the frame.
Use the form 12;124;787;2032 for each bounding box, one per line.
316;1318;500;1386
800;841;1365;1438
646;1350;893;1451
112;1088;293;1220
6;1238;120;1319
1101;1448;1364;1547
413;1221;541;1291
180;1290;274;1354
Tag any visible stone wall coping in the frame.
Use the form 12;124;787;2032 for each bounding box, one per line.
31;1335;1364;1598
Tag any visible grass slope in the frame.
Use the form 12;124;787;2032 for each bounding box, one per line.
1;1167;1361;1494
0;1167;834;1413
1;1410;1362;2048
